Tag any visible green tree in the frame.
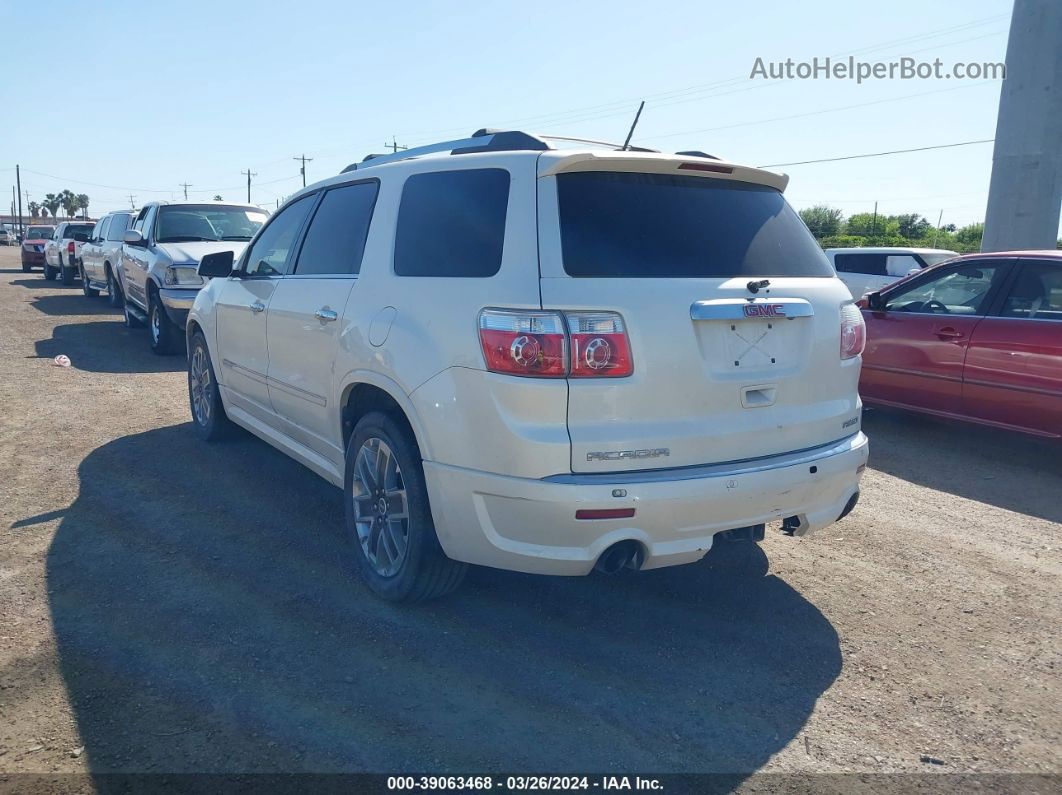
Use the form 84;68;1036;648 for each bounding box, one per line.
76;194;90;219
28;201;41;218
213;194;223;201
42;193;62;220
894;213;931;238
845;212;880;236
798;205;843;238
60;190;79;218
955;222;984;248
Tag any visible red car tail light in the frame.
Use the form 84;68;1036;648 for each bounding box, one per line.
479;309;567;377
565;311;633;378
840;304;866;359
67;242;75;254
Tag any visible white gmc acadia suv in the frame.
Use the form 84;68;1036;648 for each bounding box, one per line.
185;129;869;602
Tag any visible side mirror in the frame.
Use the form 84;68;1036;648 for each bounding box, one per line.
123;230;147;247
866;291;886;311
73;232;89;243
906;268;920;276
198;250;235;279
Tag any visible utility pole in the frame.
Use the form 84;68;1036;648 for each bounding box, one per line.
15;165;23;236
242;169;256;204
128;194;136;210
179;182;192;200
385;137;407;154
293;154;313;187
982;0;1062;251
871;201;878;236
933;209;944;248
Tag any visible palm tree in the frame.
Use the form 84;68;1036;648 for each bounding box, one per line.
28;201;41;219
60;190;79;219
43;193;62;220
76;194;90;219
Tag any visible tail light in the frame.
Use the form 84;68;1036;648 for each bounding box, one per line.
840;304;866;359
565;312;633;378
479;310;567;377
479;309;634;378
67;242;75;254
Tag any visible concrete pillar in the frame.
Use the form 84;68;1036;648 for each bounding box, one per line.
981;0;1062;252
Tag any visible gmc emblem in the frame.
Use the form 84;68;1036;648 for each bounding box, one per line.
743;303;786;318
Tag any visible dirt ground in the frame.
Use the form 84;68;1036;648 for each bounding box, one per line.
0;245;1059;786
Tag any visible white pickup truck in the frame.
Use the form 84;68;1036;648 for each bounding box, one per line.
43;221;95;284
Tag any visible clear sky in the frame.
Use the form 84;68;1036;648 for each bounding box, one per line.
2;0;1034;233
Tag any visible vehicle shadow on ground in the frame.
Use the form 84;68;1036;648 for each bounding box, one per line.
10;277;78;289
28;294;115;316
47;424;840;778
34;318;185;374
863;408;1062;523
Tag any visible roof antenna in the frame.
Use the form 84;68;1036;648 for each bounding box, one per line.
621;101;645;151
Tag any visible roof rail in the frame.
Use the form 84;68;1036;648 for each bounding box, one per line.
338;129;716;174
340;129;550;173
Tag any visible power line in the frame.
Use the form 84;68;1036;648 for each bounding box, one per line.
758;139;994;168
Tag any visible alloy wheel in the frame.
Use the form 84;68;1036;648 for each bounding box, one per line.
350;437;409;577
190;347;212;425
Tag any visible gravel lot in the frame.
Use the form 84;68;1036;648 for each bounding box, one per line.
0;245;1059;784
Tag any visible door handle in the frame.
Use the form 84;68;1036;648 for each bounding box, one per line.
315;308;338;322
249;301;265;314
935;327;964;340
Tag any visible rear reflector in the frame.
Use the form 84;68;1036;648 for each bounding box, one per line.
575;508;636;520
678;162;734;174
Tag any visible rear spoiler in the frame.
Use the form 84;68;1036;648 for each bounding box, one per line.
537;152;789;192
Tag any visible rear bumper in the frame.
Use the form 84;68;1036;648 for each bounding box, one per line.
424;432;869;576
22;250;45;265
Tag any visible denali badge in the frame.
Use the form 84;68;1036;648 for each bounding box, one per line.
587;448;670;462
843;416;860;429
742;303;786;318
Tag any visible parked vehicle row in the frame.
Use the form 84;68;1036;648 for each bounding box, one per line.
43;221;95;284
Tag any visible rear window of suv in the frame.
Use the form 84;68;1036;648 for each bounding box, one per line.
557;172;832;278
65;224;93;237
394;169;509;277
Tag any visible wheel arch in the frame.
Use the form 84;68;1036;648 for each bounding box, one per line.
338;373;433;461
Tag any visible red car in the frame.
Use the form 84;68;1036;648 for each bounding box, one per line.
859;250;1062;439
20;225;56;272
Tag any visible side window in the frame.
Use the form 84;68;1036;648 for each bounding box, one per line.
131;207;149;233
1000;260;1062;322
97;218;111;242
91;220;105;241
293;182;379;276
107;214;130;241
243;194;315;277
885;263;1001;315
834;254;887;276
394;168;510;277
886;255;921;277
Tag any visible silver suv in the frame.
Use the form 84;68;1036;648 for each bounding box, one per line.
186;130;869;602
121;201;268;354
80;210;134;306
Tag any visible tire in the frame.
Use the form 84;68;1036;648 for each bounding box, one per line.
148;293;180;355
188;332;232;441
80;263;99;297
105;266;122;307
343;411;467;602
43;261;56;281
21;261;30;273
61;259;74;286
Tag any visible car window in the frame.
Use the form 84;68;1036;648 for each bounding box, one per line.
1000;260;1062;322
243;195;315;277
97;218;111;242
886;255;922;277
131;208;149;233
557;172;833;278
66;223;93;238
834;254;887;276
155;205;268;244
885;262;1002;315
394;168;509;277
293;182;379;276
106;214;130;241
141;207;157;241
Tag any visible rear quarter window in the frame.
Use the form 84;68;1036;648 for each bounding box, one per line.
394;168;510;277
557;172;832;278
834;253;888;276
